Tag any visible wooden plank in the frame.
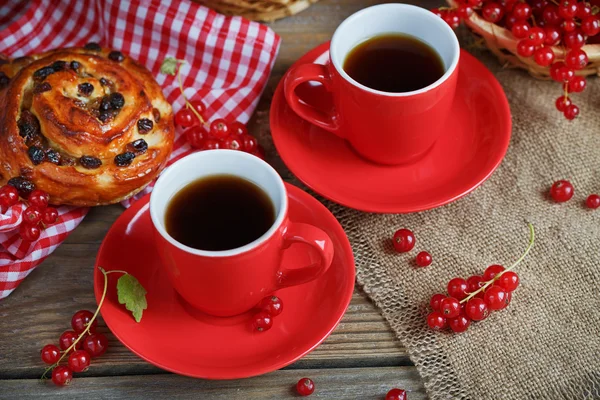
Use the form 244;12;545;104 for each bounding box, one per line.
0;367;427;400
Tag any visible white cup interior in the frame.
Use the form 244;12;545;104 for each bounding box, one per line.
149;150;287;257
330;3;460;96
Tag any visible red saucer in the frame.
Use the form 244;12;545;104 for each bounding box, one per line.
93;183;355;379
271;43;511;213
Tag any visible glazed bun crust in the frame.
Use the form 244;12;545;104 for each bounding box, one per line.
0;45;174;206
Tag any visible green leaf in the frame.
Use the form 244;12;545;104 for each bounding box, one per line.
117;274;147;323
160;57;185;75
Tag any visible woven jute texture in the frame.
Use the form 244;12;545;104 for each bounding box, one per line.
318;48;600;400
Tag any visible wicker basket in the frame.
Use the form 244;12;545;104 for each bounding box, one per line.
194;0;319;21
448;0;600;79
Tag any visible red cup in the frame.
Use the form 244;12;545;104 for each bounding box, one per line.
284;4;460;165
149;150;334;317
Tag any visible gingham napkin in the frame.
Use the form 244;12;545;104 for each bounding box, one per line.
0;0;280;299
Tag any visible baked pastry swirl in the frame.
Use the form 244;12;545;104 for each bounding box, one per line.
0;44;174;206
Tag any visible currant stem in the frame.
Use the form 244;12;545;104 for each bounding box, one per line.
460;223;535;304
41;267;117;380
176;64;206;125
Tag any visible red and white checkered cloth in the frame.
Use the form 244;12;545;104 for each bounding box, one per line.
0;0;280;299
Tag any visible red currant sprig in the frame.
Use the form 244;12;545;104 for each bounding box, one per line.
426;223;535;333
40;267;144;386
161;57;265;159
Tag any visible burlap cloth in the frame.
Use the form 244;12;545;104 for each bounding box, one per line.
287;44;600;399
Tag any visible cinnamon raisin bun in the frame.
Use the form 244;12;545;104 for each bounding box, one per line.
0;44;174;206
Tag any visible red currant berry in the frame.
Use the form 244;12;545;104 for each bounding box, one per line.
427;311;448;330
496;271;520;292
564;104;580;120
82;333;109;358
0;185;19;211
506;291;513;306
41;344;61;364
209;119;230;139
467;0;483;7
482;3;504;22
386;388;407;400
505;14;518;30
544;27;561;45
528;27;546;45
534;47;555;66
415;251;432;267
483;264;505;281
577;2;592;18
542;4;562;26
42;207;59;225
448;314;471;333
19;223;40;242
175;108;196;128
557;65;575;83
457;4;474;19
59;330;82;350
501;0;517;11
565;49;589;70
582;15;600;36
447;277;468;300
517;39;536;57
252;311;273;332
586;194;600;209
51;366;72;386
484;285;508;310
240;134;258;152
563;30;585;49
430;293;446;311
465;298;490;321
555;96;571;112
257;295;283;317
202;138;221;150
68;349;91;373
550;180;574;202
71;310;97;334
185;125;209;149
392;229;415;253
431;8;443;17
28;189;49;209
531;0;548;12
439;297;461;318
229;121;248;137
443;11;461;29
512;20;531;38
568;76;586;93
561;19;576;33
512;3;532;20
550;62;566;81
558;0;578;19
23;206;42;225
466;275;485;293
221;137;244;151
296;378;315;396
189;100;206;118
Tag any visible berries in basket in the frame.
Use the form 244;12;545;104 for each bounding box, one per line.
432;0;600;120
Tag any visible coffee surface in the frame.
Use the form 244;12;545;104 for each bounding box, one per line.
343;33;445;93
165;175;275;251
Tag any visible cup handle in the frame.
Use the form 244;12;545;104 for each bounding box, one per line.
276;222;335;289
284;63;343;137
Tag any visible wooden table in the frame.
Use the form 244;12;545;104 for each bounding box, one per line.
0;1;437;397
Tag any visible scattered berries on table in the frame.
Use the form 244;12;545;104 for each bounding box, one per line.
296;378;315;396
550;180;574;203
425;224;535;333
416;251;432;267
586;194;600;209
392;229;416;253
386;388;407;400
